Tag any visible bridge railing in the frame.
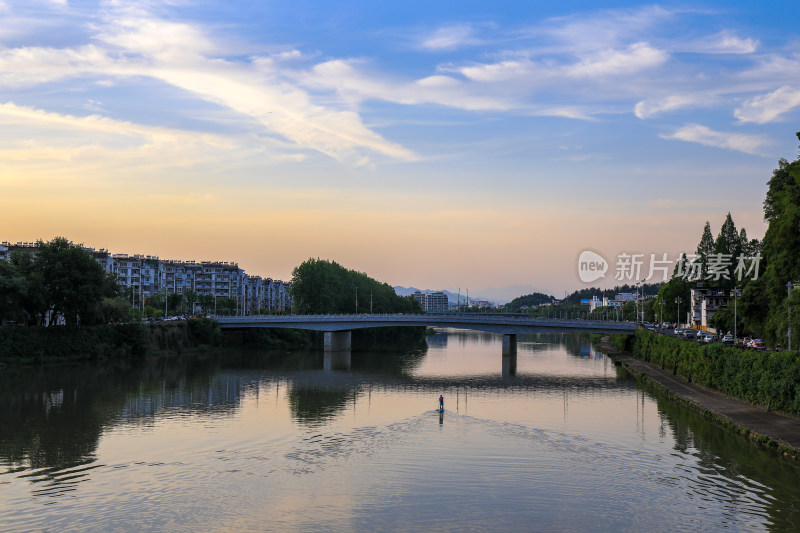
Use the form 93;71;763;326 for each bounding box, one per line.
213;313;635;328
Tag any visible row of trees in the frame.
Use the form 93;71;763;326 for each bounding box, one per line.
290;258;422;314
654;133;800;348
0;237;127;326
649;210;760;328
122;287;241;319
510;283;663;322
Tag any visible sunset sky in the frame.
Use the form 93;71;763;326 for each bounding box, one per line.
2;1;799;301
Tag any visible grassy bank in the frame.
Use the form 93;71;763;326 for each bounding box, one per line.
611;330;800;416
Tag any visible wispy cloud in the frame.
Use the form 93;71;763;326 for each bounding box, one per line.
566;42;667;78
675;31;758;54
634;94;710;119
419;24;480;51
661;124;770;155
306;59;515;111
735;86;800;124
0;7;417;166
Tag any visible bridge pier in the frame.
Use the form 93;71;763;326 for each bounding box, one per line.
324;330;351;352
502;334;517;379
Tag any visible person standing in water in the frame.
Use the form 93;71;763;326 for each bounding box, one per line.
439;395;444;411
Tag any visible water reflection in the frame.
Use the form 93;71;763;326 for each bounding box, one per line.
2;329;800;531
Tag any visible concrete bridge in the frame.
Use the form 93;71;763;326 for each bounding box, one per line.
215;313;635;368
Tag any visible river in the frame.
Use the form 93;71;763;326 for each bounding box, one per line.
1;329;799;532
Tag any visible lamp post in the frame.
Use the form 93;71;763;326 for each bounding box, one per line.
731;288;739;344
675;297;682;328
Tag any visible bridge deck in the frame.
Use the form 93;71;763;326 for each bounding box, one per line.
214;314;635;335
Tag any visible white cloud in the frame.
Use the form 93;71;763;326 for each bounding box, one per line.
682;31;758;54
95;15;217;60
457;59;536;83
660;123;770;155
567;42;668;78
307;59;514;112
420;24;478;51
634;94;708;119
0;8;418;166
540;5;675;53
0;45;114;87
735;86;800;124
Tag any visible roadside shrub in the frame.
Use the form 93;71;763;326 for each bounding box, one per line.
628;330;800;416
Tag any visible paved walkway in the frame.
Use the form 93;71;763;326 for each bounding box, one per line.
596;337;800;455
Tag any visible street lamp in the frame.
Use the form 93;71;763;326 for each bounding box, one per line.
730;288;740;344
675;297;682;328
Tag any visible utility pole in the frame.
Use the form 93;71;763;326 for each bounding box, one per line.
356;286;358;314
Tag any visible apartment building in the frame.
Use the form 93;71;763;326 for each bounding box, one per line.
412;290;449;312
1;241;292;316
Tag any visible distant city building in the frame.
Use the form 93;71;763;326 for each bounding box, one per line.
0;240;292;316
412;290;449;312
589;296;610;312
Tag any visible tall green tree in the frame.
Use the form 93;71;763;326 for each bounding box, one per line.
744;132;800;344
695;221;715;280
34;237;119;326
714;212;740;257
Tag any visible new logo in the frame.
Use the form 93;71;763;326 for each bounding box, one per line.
578;250;608;283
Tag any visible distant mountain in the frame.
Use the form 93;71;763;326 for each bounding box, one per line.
393;286;496;306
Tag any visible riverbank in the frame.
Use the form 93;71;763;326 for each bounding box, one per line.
595;335;800;460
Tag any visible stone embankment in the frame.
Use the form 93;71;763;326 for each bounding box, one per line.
596;336;800;460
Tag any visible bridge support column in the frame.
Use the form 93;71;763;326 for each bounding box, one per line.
324;330;351;352
323;331;352;371
502;334;517;379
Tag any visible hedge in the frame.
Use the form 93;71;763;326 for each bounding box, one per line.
615;330;800;415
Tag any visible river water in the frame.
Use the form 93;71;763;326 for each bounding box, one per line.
2;329;800;532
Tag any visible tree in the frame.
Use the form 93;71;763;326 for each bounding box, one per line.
8;250;48;325
696;221;715;280
0;259;27;325
290;258;422;314
714;213;740;256
742;132;800;345
183;289;199;315
34;237;119;326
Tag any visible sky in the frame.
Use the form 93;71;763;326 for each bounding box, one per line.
1;0;799;302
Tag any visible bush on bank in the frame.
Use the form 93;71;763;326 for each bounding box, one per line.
612;330;800;415
0;323;150;364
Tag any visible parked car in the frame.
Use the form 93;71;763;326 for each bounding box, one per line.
748;339;766;350
674;328;682;336
683;329;696;339
722;334;734;345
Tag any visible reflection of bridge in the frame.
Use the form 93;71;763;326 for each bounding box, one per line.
216;314;635;355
